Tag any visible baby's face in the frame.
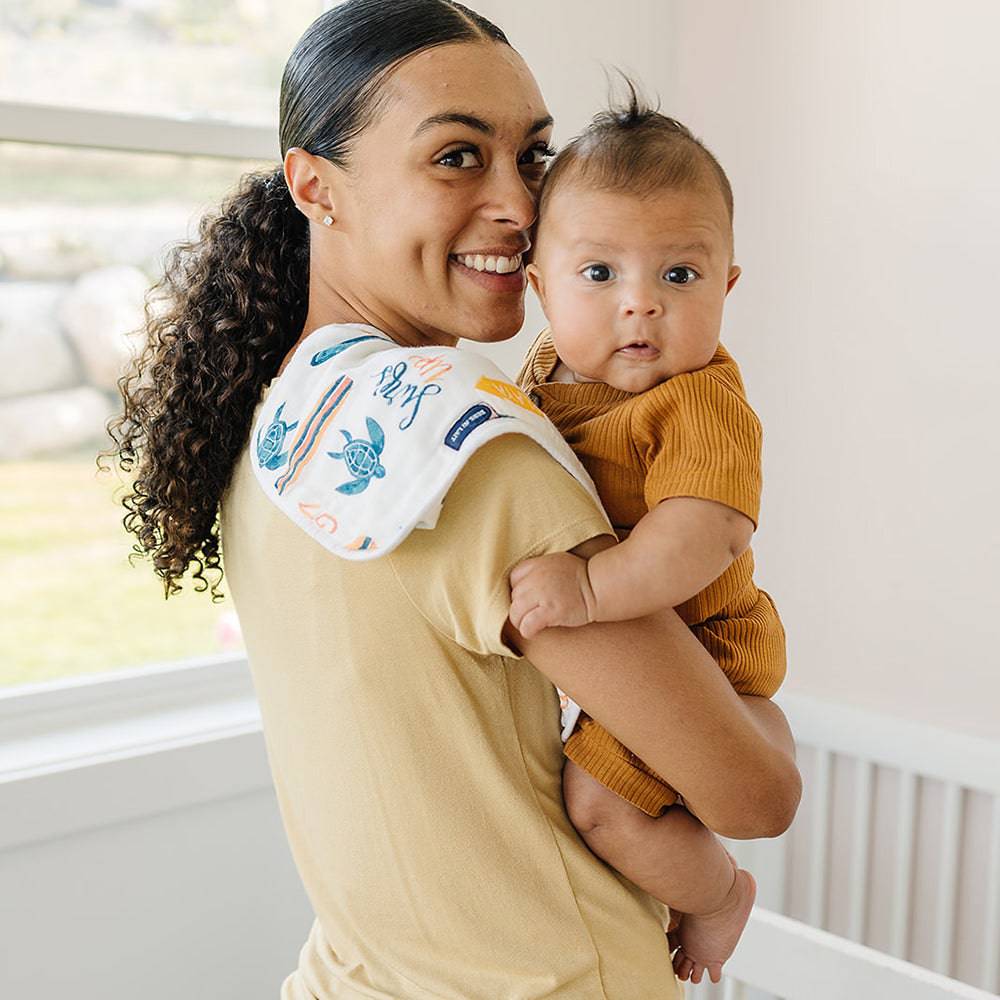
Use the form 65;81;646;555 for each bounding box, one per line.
527;183;740;393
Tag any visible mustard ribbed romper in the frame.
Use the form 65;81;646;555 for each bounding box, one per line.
517;331;786;817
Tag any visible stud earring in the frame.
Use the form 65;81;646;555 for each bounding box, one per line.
321;215;333;226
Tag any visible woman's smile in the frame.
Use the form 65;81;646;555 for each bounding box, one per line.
448;248;528;293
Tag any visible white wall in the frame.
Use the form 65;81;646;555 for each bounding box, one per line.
0;783;311;1000
475;0;1000;741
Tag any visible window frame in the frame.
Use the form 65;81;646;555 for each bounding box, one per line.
0;95;285;771
0;100;278;159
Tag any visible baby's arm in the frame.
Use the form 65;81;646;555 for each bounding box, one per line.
509;498;753;638
588;497;753;620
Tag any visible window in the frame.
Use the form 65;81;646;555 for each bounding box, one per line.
0;1;327;688
1;0;323;124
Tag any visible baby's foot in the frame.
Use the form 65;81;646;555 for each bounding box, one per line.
671;867;756;985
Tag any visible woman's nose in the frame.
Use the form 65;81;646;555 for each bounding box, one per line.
485;164;537;231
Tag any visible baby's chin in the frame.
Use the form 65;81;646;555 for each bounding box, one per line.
599;365;675;395
561;351;682;393
609;374;670;394
566;363;669;394
604;354;716;393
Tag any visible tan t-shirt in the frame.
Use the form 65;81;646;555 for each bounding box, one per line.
220;389;681;998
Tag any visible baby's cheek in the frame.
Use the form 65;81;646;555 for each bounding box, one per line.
558;309;615;376
567;345;616;383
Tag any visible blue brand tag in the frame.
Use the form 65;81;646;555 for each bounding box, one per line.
445;404;497;450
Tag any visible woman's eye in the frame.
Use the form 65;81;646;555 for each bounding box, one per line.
436;148;481;169
519;143;557;167
666;266;699;284
582;264;614;282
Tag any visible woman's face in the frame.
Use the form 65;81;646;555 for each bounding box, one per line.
310;41;552;347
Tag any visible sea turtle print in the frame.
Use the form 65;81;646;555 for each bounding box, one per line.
256;402;299;471
327;416;386;495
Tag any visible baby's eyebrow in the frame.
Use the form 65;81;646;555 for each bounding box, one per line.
572;239;714;256
662;241;713;256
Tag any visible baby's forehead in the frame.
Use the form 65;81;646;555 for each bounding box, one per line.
540;180;732;251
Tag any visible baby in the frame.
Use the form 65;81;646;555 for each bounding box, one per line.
509;93;789;986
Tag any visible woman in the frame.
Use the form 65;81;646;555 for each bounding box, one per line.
108;2;800;996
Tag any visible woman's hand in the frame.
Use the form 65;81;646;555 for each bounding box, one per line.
509;552;599;638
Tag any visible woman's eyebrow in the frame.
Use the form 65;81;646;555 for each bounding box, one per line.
412;111;553;139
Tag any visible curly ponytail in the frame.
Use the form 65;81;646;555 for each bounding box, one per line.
101;0;510;600
103;168;308;599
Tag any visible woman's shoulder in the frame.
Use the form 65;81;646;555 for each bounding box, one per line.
248;323;604;562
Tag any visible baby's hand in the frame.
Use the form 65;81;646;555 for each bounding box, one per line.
509;552;598;639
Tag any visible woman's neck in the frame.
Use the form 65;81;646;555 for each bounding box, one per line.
301;277;458;351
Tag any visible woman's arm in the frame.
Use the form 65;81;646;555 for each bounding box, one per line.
503;534;801;841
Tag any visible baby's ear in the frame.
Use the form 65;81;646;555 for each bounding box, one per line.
525;263;546;304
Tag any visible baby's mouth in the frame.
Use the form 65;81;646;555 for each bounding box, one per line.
617;342;660;357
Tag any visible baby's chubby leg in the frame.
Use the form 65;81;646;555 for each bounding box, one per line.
563;758;755;985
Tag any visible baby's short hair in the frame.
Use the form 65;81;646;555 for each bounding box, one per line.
537;78;734;236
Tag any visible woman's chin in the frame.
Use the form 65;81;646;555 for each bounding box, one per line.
455;306;525;345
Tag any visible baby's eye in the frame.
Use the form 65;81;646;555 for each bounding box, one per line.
582;264;615;282
436;147;481;169
665;266;699;284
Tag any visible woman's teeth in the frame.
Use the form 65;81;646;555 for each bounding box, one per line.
454;253;522;274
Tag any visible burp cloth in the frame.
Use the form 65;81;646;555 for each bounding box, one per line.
250;323;598;744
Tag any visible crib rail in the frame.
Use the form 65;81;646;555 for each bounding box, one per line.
686;908;999;1000
710;693;1000;996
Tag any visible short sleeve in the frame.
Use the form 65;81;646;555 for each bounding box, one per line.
388;433;613;658
633;362;763;527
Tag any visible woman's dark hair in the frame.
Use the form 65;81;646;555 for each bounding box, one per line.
536;75;733;240
101;0;509;600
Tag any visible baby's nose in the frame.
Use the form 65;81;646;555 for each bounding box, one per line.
621;294;663;318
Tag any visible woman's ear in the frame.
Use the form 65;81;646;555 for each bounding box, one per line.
526;262;546;306
284;147;337;225
725;264;741;295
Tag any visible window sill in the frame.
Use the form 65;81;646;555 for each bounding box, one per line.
0;654;268;850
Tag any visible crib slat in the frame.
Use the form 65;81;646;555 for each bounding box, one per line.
807;748;832;928
741;830;789;914
847;758;873;942
770;832;789;916
981;795;1000;991
889;770;916;959
932;782;962;976
722;978;745;1000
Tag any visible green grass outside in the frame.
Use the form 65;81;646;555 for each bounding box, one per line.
0;449;243;689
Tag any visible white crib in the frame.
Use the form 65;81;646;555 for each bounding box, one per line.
686;692;1000;999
